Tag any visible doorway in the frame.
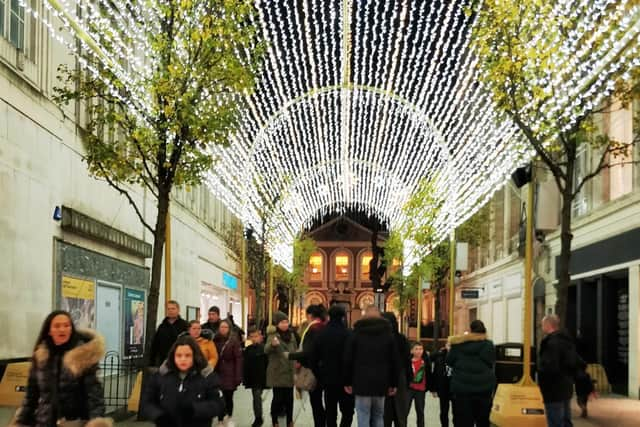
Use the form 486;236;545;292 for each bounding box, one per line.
96;283;122;358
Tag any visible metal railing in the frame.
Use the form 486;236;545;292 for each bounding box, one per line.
99;352;143;418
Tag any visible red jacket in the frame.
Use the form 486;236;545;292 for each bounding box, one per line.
213;335;243;390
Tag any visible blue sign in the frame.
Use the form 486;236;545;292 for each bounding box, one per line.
223;272;238;290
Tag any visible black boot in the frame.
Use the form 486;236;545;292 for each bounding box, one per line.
251;418;264;427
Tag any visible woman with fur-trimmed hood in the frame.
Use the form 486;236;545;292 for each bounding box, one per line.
12;310;111;427
446;320;495;427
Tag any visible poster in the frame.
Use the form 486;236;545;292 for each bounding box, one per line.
61;275;96;329
124;288;145;357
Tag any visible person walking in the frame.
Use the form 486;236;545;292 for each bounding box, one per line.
575;358;594;418
288;304;327;427
12;310;111;427
150;300;189;366
447;320;495;427
313;304;354;427
213;320;243;427
265;311;298;427
382;312;409;427
202;306;222;338
538;314;579;427
141;336;225;427
406;342;432;427
188;320;219;368
344;305;399;427
431;346;453;427
244;327;269;427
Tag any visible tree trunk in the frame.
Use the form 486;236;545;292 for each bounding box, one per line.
555;187;574;330
433;286;441;345
142;191;170;366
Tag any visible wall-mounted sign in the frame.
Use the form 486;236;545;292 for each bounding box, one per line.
461;289;480;299
124;288;145;357
223;272;238;290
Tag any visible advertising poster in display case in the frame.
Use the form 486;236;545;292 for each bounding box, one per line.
61;275;96;329
124;288;145;357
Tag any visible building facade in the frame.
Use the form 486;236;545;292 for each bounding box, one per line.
0;2;241;361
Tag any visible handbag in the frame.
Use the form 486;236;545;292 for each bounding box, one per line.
293;321;319;391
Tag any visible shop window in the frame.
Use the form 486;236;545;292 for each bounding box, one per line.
360;251;372;282
308;252;323;282
335;252;350;282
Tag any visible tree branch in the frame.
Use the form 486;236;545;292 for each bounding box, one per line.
96;163;156;234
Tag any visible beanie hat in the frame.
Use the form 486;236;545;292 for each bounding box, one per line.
272;311;288;326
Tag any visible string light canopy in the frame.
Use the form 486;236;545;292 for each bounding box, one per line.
33;0;640;269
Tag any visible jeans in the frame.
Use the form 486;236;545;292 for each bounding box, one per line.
271;387;294;425
453;392;492;427
407;389;426;427
251;388;263;421
310;386;326;427
545;400;573;427
355;395;385;427
220;390;235;420
324;385;355;427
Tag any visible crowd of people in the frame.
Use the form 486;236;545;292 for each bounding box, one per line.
11;300;593;427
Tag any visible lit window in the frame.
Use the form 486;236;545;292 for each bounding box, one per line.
308;253;323;282
335;253;350;281
390;258;402;274
360;252;372;281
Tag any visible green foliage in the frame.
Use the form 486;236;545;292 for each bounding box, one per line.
53;0;264;231
274;235;317;301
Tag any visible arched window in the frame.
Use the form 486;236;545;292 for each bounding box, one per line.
308;252;323;282
360;251;373;282
389;258;402;275
334;251;350;281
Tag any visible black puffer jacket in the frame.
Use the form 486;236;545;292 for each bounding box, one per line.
243;343;268;389
538;331;578;403
446;333;496;395
141;363;224;427
14;330;111;427
430;348;451;397
150;317;189;367
344;317;399;396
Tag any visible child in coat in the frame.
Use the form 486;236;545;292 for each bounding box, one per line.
243;327;268;427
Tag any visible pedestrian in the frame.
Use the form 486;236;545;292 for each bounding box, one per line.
11;310;111;427
202;306;221;339
431;346;453;427
344;305;399;427
575;358;595;418
227;313;246;343
188;320;218;368
141;335;225;427
447;319;495;427
538;314;579;427
406;342;432;427
150;300;189;366
213;319;243;427
382;312;409;427
313;304;355;427
289;304;327;427
265;311;298;427
243;327;269;427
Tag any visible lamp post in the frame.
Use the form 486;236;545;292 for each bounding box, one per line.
448;230;456;336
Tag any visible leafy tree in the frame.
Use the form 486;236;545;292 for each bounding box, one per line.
53;0;264;362
273;236;317;321
471;0;640;325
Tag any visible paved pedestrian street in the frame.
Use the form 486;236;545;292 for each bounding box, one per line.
111;388;640;427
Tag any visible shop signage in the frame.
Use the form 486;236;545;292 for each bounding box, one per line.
461;289;480;299
223;272;238;290
60;275;96;329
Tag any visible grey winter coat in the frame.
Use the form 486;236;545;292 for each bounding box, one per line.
13;330;111;427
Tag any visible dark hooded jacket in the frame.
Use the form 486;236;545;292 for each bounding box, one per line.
150;317;189;367
141;362;224;427
344;317;399;396
288;318;326;374
312;318;352;387
213;334;243;391
243;342;268;389
538;330;579;403
14;330;111;427
431;347;451;397
446;333;496;395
